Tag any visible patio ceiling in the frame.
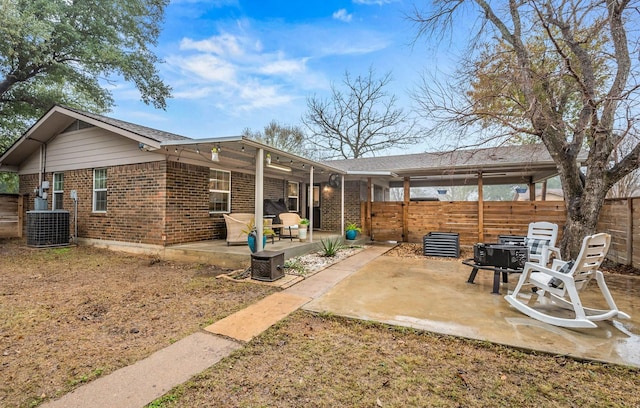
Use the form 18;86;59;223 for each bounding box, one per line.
160;137;347;182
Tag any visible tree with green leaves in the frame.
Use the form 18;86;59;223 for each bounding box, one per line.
303;67;418;159
412;0;640;258
242;120;311;157
0;0;171;149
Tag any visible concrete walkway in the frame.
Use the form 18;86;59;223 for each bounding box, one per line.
41;245;392;408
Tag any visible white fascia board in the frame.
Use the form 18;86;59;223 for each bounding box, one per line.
346;170;399;177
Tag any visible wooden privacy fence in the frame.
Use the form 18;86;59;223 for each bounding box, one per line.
364;198;639;268
597;197;639;267
0;194;23;238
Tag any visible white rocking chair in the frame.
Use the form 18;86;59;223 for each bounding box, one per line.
505;233;630;329
525;221;560;267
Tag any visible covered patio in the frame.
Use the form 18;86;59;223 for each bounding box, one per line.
163;230;348;269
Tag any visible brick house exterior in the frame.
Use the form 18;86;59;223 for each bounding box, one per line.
3;106;353;247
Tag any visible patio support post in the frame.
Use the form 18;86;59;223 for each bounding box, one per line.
541;180;548;201
341;174;345;236
255;148;264;252
367;177;372;237
309;166;314;242
477;171;484;243
403;177;410;242
528;177;535;201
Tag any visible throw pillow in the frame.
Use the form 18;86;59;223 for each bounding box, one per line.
525;237;551;255
548;260;575;288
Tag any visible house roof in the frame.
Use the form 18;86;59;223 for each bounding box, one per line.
0;105;190;170
61;106;189;143
324;144;577;187
0;105;345;178
0;105;577;188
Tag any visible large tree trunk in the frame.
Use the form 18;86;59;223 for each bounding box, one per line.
558;149;610;259
562;196;604;260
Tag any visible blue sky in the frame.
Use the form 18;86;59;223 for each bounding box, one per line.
109;0;451;153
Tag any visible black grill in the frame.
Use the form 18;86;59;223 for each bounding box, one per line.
473;243;528;269
263;199;289;223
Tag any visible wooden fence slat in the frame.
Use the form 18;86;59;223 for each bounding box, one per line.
368;198;637;266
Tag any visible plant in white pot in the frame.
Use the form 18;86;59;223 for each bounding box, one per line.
298;218;310;240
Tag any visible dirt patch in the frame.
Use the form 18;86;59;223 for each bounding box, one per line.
0;239;277;408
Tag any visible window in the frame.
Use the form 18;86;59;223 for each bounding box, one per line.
53;173;64;210
93;168;107;212
209;169;231;213
287;181;299;212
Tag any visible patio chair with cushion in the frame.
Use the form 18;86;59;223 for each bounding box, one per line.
278;212;301;240
223;213;254;246
505;232;630;328
525;221;560;266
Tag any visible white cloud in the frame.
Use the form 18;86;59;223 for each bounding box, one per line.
172;86;219;100
332;9;353;22
165;29;315;115
180;33;244;57
258;57;307;75
172;54;237;83
237;81;294;110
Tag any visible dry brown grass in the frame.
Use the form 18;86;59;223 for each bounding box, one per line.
150;311;639;407
0;239;277;408
2;240;638;407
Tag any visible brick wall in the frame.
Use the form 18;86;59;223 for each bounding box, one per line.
320;180;362;231
83;163;167;244
20;163;168;245
231;172;255;213
165;161;217;244
265;177;286;200
19;164;343;245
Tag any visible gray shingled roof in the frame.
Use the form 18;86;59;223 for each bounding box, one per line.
324;144;555;173
62;106;190;143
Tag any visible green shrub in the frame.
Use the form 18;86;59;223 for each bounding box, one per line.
320;238;343;257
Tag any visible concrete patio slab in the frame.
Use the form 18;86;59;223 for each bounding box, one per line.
303;255;640;368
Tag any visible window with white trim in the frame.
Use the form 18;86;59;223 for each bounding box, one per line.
53;173;64;210
287;181;299;212
93;168;107;212
209;169;231;213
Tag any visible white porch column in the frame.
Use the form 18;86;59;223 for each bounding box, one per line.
309;166;314;243
255;148;264;251
341;174;345;236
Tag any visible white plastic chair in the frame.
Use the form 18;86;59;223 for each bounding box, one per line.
525;221;560;266
505;233;630;329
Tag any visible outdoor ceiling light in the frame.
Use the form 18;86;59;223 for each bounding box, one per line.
266;153;272;165
211;147;219;161
266;163;292;173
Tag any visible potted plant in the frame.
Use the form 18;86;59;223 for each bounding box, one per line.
243;219;273;253
298;218;310;240
345;222;362;240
